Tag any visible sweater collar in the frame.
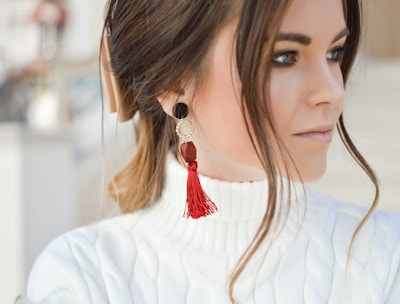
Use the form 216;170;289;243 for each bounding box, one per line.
162;154;306;222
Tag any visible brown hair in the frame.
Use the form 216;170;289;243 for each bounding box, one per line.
101;0;378;302
102;0;236;212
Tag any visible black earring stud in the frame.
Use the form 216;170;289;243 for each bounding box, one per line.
173;102;189;119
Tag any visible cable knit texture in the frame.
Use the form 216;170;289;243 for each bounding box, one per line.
27;155;400;303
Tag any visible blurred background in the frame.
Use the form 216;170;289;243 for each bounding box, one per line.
0;0;399;302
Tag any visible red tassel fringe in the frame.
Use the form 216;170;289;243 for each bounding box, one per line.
180;142;218;219
184;161;218;219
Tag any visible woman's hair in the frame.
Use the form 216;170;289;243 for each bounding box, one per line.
102;0;378;302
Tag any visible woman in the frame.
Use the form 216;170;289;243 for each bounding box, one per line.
27;0;400;302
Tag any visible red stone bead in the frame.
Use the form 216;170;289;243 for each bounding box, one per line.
180;141;197;163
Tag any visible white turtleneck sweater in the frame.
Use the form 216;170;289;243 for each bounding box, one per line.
27;155;400;303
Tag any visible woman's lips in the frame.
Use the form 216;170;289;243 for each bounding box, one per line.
294;129;333;144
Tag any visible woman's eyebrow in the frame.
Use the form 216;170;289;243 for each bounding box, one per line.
332;27;350;44
275;33;311;45
274;27;350;46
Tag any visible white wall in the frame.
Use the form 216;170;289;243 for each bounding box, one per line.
0;124;24;304
0;125;80;303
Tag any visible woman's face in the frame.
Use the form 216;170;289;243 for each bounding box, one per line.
188;0;347;182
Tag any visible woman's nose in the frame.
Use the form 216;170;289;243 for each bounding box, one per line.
305;61;345;107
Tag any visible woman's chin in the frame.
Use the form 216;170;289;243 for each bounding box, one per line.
283;156;327;183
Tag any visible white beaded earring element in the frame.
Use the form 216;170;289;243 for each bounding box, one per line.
175;119;194;143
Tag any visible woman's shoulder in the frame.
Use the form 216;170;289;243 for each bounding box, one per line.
31;210;144;264
306;188;400;227
305;188;400;257
27;212;143;302
305;190;400;301
38;211;144;254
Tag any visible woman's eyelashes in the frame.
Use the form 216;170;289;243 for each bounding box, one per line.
272;51;298;67
272;46;346;68
326;46;346;63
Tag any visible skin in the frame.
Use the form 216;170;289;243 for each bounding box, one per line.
160;0;348;182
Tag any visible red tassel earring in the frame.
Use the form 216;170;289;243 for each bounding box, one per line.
173;102;218;219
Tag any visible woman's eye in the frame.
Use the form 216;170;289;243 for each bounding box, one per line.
272;51;298;67
327;47;345;63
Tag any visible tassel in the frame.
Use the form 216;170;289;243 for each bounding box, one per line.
180;141;218;219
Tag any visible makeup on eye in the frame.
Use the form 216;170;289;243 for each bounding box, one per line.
272;50;298;67
326;45;347;62
271;27;349;68
272;44;347;67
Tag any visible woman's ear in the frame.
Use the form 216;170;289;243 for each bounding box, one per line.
101;32;136;122
157;87;186;118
